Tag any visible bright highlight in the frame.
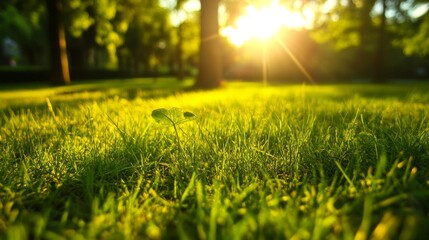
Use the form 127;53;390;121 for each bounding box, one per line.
221;2;312;47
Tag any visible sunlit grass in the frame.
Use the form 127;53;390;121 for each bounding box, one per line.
1;82;429;239
0;78;194;109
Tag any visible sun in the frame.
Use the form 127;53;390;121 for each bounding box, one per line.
221;1;312;47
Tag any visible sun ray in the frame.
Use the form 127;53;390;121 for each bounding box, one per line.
262;40;268;86
221;1;316;84
275;36;315;84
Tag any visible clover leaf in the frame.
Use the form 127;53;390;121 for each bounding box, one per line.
151;108;196;126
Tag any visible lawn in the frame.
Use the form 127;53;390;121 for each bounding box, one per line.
0;78;194;110
1;80;429;239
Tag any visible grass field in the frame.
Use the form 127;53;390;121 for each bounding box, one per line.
0;78;194;110
1;80;429;239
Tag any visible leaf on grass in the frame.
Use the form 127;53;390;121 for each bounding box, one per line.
151;108;196;126
183;111;196;119
151;108;171;125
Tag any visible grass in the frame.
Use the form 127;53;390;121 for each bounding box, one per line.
0;78;194;110
1;80;429;239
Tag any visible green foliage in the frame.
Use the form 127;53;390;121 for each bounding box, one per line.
64;0;135;46
0;3;47;64
123;1;173;73
311;6;362;50
177;13;200;67
397;14;429;56
310;0;429;59
0;6;32;42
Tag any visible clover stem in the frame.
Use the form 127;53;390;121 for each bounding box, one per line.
172;123;182;153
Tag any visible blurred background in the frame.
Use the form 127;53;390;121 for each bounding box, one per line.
1;0;429;84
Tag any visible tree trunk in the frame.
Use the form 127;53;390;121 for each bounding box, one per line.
177;22;185;81
357;0;375;80
46;0;70;85
195;0;222;89
374;0;387;83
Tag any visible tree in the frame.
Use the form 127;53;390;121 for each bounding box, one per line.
310;0;379;80
175;8;200;81
195;0;222;89
0;1;48;66
123;1;172;76
63;0;150;70
174;0;186;81
394;1;429;56
309;0;429;82
374;0;387;82
46;0;70;85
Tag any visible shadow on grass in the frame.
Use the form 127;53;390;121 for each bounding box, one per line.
0;78;194;114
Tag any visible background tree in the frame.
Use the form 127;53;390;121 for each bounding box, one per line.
309;0;429;82
46;0;70;85
195;0;222;89
394;1;429;56
174;6;199;80
174;0;186;81
63;0;138;70
374;0;387;82
310;0;378;80
123;1;171;76
0;0;47;66
1;0;429;84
